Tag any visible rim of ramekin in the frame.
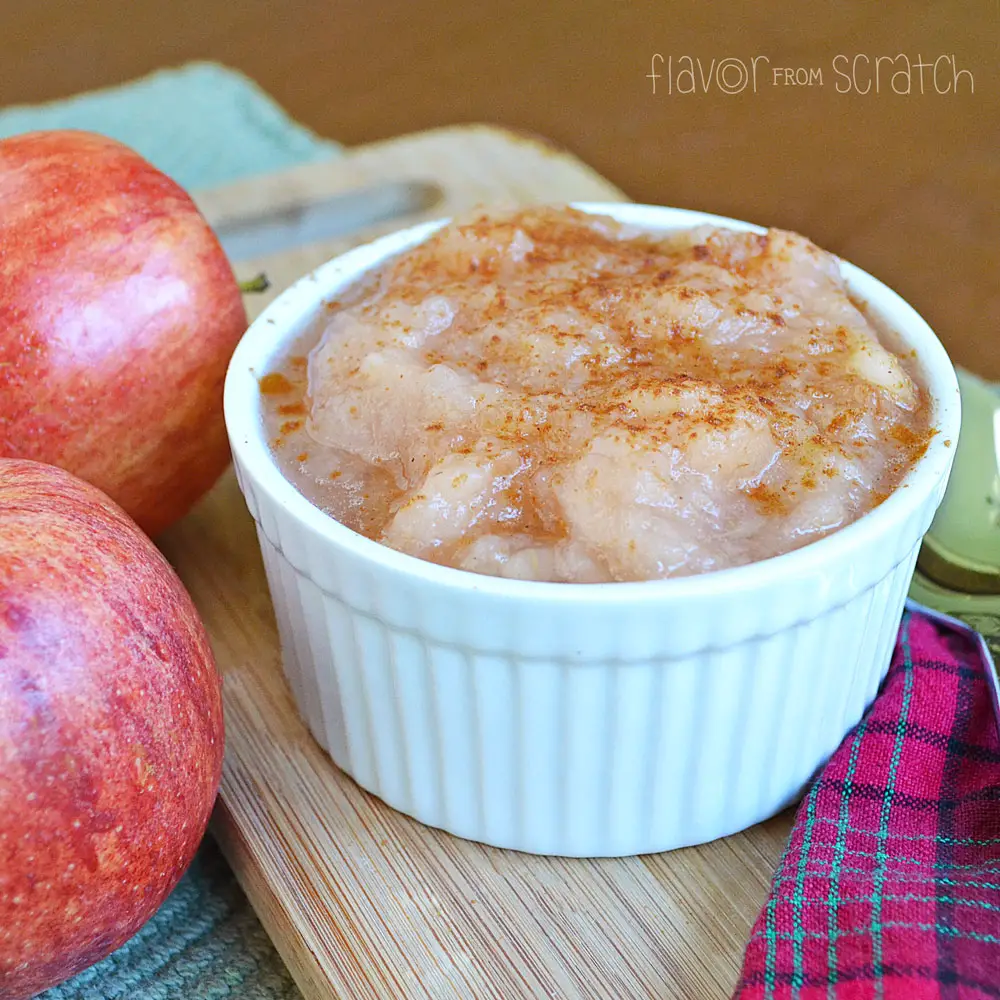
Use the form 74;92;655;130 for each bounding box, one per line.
224;203;961;605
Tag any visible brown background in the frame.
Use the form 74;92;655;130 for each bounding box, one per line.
3;0;996;375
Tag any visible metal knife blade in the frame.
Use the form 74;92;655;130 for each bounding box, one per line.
214;180;444;263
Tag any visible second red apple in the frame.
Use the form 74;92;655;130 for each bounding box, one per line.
0;130;247;536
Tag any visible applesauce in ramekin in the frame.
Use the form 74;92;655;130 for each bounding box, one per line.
259;206;931;583
225;203;957;856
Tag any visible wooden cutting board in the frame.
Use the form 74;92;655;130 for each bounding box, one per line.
158;125;794;1000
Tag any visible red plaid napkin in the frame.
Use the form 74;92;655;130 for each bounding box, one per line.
735;602;1000;1000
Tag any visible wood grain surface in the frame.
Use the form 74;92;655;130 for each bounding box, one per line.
155;126;796;1000
2;1;996;376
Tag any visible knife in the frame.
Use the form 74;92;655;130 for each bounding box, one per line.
910;367;1000;669
213;179;444;263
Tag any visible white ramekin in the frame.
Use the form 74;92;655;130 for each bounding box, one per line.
224;204;960;857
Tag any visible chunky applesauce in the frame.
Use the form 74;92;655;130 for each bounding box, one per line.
261;207;931;582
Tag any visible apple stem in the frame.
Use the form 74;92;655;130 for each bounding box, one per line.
239;273;271;294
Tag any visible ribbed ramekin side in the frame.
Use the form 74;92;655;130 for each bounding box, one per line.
231;454;947;857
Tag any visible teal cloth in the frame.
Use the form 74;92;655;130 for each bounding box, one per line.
2;63;333;998
0;62;340;190
42;842;300;1000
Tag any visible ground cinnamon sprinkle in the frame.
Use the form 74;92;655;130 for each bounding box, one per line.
259;372;294;395
259;206;932;582
745;483;787;516
891;423;927;451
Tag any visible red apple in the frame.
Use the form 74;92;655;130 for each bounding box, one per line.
0;130;247;537
0;458;224;999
